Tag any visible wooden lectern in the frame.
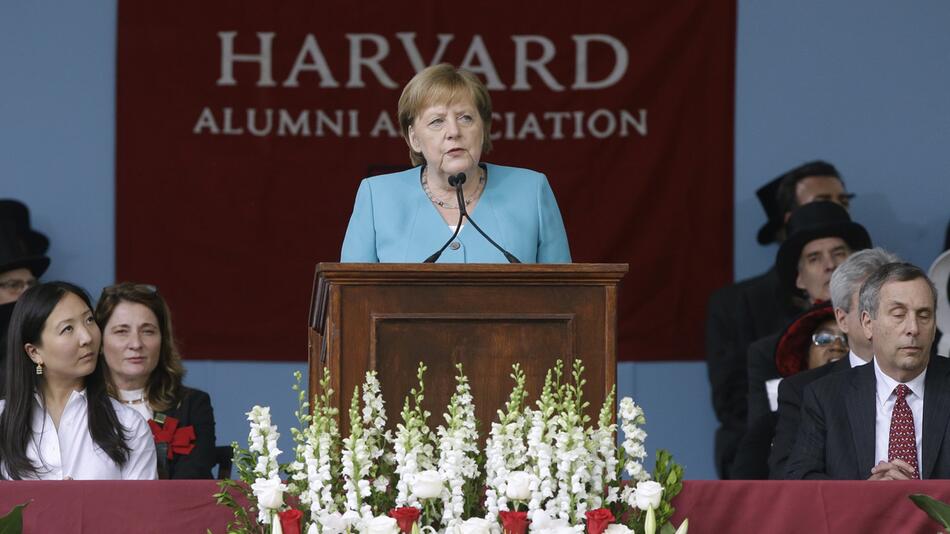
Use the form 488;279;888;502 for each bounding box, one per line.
308;263;627;434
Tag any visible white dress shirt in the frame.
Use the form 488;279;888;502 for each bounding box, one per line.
0;389;157;480
873;358;926;467
849;350;869;369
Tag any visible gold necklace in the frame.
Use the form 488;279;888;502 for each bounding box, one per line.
421;167;486;209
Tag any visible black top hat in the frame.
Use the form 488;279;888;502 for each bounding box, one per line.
776;201;871;295
755;177;783;245
0;199;50;277
756;161;843;246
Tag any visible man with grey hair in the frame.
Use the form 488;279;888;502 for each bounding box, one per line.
786;262;948;479
768;248;899;478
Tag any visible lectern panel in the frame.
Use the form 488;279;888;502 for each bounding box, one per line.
370;314;575;434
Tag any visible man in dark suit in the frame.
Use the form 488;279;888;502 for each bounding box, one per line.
787;262;946;479
707;161;854;478
768;247;899;478
745;202;871;432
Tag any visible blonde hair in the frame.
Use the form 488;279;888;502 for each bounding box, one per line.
397;63;493;166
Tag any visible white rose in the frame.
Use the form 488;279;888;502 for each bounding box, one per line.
634;480;663;511
550;526;579;534
250;477;285;510
529;510;570;532
504;470;533;501
319;512;348;534
605;525;633;534
361;515;400;534
411;470;444;500
455;517;494;534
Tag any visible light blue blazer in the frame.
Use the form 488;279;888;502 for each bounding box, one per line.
340;163;572;263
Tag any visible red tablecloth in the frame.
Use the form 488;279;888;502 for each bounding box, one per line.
672;480;950;534
0;480;233;534
2;480;950;533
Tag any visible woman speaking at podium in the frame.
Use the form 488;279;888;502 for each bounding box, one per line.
341;63;571;264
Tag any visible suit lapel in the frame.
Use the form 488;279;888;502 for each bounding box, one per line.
921;357;950;479
846;363;877;478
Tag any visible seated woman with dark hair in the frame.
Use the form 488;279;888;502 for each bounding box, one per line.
96;283;216;479
0;281;156;479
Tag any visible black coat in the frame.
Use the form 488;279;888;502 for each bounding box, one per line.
787;356;950;480
729;411;778;479
768;357;851;479
705;267;800;478
746;333;781;427
156;386;216;479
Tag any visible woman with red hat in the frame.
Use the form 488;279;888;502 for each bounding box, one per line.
731;303;848;478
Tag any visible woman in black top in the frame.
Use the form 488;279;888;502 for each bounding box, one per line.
96;282;216;479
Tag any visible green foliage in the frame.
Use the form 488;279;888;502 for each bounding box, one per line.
910;494;950;532
598;385;617;430
498;364;528;426
652;449;684;528
0;502;28;534
213;477;261;534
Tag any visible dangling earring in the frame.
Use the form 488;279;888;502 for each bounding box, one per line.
35;362;43;375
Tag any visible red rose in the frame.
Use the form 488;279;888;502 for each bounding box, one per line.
498;510;530;534
278;509;303;534
585;508;615;534
389;506;421;533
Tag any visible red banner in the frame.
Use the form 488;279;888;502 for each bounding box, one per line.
116;1;735;361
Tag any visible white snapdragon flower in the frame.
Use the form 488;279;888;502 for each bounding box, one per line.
436;370;481;529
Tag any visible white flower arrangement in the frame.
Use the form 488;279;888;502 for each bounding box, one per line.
216;360;688;534
483;365;530;522
342;385;374;518
524;369;560;522
435;365;481;530
246;405;285;524
392;364;437;509
361;371;393;508
587;385;618;510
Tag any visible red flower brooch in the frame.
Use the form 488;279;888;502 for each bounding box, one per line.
148;415;196;460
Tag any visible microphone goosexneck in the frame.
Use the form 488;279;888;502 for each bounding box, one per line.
455;174;521;264
423;172;467;263
423;171;522;263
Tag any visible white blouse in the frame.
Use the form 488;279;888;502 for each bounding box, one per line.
117;387;154;421
0;389;157;480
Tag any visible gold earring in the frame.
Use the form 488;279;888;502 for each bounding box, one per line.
35;362;43;375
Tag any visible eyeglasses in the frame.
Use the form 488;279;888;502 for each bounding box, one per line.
812;331;848;346
0;278;37;292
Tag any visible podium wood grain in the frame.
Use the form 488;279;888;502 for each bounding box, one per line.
308;263;627;436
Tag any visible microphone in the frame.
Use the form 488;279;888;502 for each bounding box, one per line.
455;174;522;264
423;172;466;263
424;172;522;263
